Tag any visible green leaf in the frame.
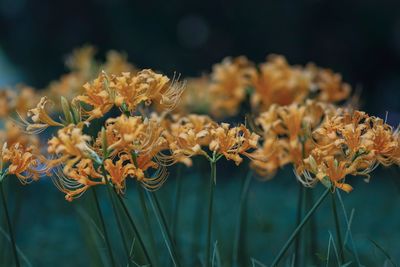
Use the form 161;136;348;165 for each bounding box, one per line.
369;239;397;267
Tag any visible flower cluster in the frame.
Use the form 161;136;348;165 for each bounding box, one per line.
1;46;397;202
75;69;184;121
298;110;400;192
249;101;333;177
165;114;259;166
174;55;351;118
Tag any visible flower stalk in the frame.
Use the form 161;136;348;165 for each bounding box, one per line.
146;190;181;267
205;153;218;267
91;187;116;267
331;192;345;264
271;187;331;267
0;179;20;267
232;170;253;266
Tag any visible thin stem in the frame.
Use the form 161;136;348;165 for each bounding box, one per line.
293;184;304;267
146;190;181;267
331;193;345;264
92;187;116;267
232;170;253;266
336;191;361;266
271;187;330;267
0;181;20;267
171;165;182;241
100;164;131;265
137;184;159;266
206;159;216;267
115;192;153;266
306;188;318;265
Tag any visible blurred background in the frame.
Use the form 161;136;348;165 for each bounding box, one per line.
0;0;400;266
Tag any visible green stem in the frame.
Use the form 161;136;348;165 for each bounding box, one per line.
293;184;304;267
206;159;216;267
100;164;131;265
115;192;153;266
331;192;345;264
336;190;361;266
146;190;181;267
232;170;253;266
137;184;159;266
306;188;318;265
171;165;182;242
92;187;116;267
271;187;330;267
0;181;20;267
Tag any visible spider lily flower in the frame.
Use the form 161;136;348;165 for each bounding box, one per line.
164;114;217;166
251;55;352;112
250;101;333;177
250;137;289;179
209;56;255;117
103;151;167;192
99;114;166;158
53;158;104;201
47;125;105;201
18;97;64;134
297;110;400;192
0;143;46;184
47;125;100;172
305;63;351;103
112;69;184;112
96;115;168;191
251;55;311;112
209;123;259;165
74;72;114;121
104;157;136;194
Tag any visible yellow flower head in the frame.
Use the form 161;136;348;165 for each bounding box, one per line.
210;56;255;117
104;153;167;192
251;55;311;111
298;109;399;192
48;125;97;172
74;72;114;121
1;143;46;184
305;64;351;103
53;158;104;202
165;114;217;166
101;114;166;158
209;123;259;165
17;96;63;134
113;69;184;112
251;101;333;178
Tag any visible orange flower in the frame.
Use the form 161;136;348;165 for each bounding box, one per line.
1;143;45;184
209;56;255;117
112;69;184;112
165;114;217;166
298;109;399;192
306;64;351;102
251;55;310;111
104;157;136;193
101;114;165;158
18;96;63;134
209;123;259;165
47;125;98;173
74;72;114;121
251;101;332;178
53;158;104;201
